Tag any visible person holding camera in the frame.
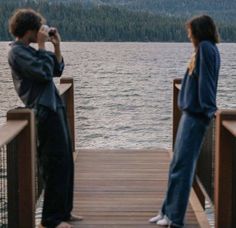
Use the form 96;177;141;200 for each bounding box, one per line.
8;9;82;228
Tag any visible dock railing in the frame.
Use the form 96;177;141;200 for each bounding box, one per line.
0;78;75;228
1;77;235;227
173;79;236;228
215;110;236;228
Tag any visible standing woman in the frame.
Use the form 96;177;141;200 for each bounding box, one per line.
149;15;220;227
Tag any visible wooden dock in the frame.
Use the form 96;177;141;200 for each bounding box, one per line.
70;149;209;227
3;78;236;228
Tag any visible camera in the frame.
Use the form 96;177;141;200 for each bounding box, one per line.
42;25;56;37
48;29;56;37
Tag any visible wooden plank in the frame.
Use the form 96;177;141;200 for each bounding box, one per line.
215;110;236;228
190;189;211;228
167;149;210;227
222;120;236;137
58;83;71;96
60;78;75;152
175;83;181;90
0;120;28;147
173;79;182;149
71;149;205;227
7;109;36;228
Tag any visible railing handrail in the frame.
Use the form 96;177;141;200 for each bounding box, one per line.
0;120;28;147
0;82;72;148
0;80;72;148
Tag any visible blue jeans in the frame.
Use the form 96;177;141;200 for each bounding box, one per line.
161;112;209;227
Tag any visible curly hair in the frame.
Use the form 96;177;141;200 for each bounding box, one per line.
9;8;45;38
186;15;220;44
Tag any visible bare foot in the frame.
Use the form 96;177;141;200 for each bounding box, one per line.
56;222;73;228
67;214;83;221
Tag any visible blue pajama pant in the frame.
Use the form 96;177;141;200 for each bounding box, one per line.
37;106;74;228
161;112;209;227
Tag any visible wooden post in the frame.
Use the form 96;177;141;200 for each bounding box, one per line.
215;110;236;228
7;109;36;228
172;78;182;150
60;78;75;152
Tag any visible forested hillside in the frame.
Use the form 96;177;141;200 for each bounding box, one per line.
45;0;236;23
0;0;236;42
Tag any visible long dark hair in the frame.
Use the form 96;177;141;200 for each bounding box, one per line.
186;15;220;44
186;15;220;74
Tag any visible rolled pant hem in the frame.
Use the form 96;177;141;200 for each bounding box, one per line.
165;213;184;228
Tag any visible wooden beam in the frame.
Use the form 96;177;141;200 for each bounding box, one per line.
60;78;76;152
172;78;182;150
215;110;236;228
59;83;71;96
7;109;36;228
222;120;236;136
0;120;27;147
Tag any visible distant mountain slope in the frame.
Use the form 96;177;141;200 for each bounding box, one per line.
1;0;236;41
47;0;236;22
4;0;236;23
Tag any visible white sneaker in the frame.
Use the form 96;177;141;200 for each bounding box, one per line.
156;215;171;226
149;214;163;223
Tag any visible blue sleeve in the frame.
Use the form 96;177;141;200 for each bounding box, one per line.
198;42;217;118
47;52;65;77
9;46;54;83
9;46;64;82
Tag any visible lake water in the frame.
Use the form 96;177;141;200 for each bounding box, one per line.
0;42;236;149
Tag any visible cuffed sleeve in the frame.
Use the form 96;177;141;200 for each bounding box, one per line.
51;55;65;77
198;42;217;119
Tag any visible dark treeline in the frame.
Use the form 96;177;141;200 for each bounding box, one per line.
0;1;236;42
99;0;236;21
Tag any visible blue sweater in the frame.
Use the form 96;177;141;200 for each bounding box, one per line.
178;41;221;122
8;41;64;111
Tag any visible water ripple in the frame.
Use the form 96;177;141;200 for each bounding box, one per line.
0;42;236;149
